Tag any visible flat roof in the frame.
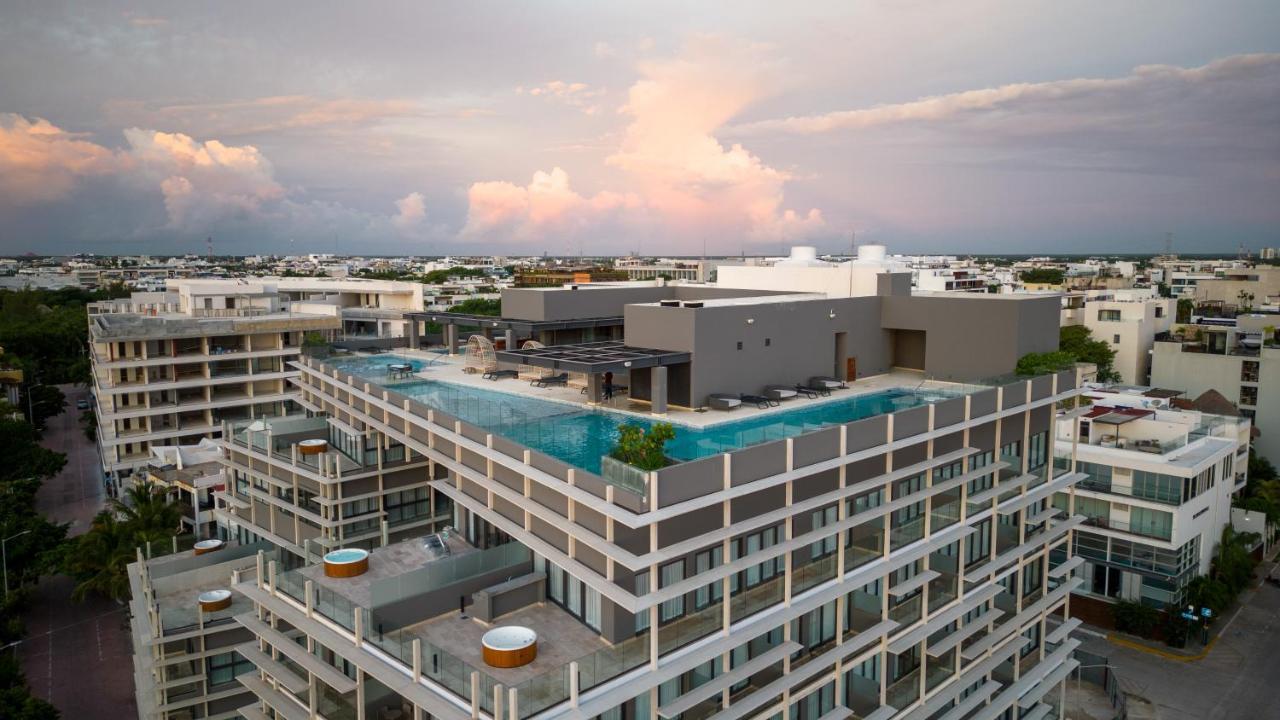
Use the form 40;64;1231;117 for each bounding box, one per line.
495;340;690;373
408;311;623;332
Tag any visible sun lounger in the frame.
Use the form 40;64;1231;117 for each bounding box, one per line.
811;376;846;390
793;385;822;399
531;373;569;388
483;369;519;380
741;394;777;409
709;393;743;411
764;385;798;401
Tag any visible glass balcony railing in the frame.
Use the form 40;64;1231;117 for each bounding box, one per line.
884;667;921;710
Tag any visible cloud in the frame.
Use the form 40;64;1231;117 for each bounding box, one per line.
103;95;439;138
462;166;639;239
465;36;823;248
733;53;1280;140
0;114;125;205
392;191;427;229
606;35;823;241
519;81;604;115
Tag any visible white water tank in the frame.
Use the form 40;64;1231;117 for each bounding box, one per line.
856;244;887;263
777;246;827;267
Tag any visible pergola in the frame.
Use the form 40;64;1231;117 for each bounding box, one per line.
405;311;623;354
496;341;690;412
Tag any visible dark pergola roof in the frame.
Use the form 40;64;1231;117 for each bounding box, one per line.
496;340;690;373
407;311;622;333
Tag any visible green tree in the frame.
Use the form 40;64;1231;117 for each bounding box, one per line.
1015;351;1077;377
449;297;501;316
110;481;184;545
1111;600;1159;637
610;423;676;471
1019;268;1065;284
1176;298;1194;323
19;384;65;432
0;654;59;720
1059;325;1119;382
66;512;137;602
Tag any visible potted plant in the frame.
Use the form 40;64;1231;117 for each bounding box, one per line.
601;422;676;494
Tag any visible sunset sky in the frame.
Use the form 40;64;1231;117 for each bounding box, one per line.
1;1;1277;256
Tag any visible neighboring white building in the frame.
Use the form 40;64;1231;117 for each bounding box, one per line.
1150;315;1280;462
914;267;990;293
1055;385;1251;609
1081;289;1176;385
268;276;426;339
716;244;903;297
88;280;340;487
614;257;730;282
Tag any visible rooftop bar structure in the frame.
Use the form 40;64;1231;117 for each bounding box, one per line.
221;274;1090;720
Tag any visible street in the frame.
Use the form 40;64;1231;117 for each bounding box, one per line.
18;383;137;719
34;384;107;533
1076;558;1280;720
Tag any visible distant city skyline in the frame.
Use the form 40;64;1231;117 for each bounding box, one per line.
1;1;1278;256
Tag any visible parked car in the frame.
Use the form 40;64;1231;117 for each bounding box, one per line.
76;398;90;410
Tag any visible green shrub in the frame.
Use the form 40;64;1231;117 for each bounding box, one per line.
1112;600;1159;637
609;422;676;471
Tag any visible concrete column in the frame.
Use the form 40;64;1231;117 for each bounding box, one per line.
504;328;516;351
586;373;603;404
446;323;459;356
652;366;668;415
408;319;420;350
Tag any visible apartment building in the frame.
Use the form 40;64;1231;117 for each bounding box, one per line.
1051;386;1250;614
615;259;731;283
1193;266;1280;312
88;280;340;487
214;277;1088;720
146;439;226;540
914;268;989;294
210;411;452;561
271;277;427;340
1080;290;1175;386
1150;315;1279;461
128;540;264;720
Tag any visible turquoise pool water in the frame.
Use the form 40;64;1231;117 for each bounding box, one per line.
382;375;953;474
325;548;368;562
328;354;427;375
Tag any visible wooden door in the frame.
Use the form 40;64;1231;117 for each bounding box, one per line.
845;357;857;382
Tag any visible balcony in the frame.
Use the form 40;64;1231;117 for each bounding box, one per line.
1080;516;1171;541
884;667;921;710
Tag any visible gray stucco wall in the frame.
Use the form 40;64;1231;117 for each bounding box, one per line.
502;285;788;322
880;294;1060;382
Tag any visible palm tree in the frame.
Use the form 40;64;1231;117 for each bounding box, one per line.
110;481;183;544
68;512;137;602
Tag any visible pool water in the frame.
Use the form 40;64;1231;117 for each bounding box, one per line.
328;354;427;375
325;549;368;563
385;376;953;475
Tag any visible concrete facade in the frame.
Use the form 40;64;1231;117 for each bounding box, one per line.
224;356;1088;720
1080;292;1175;385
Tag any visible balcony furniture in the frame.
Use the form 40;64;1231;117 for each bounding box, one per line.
741;394;777;409
531;372;569;388
764;385;799;401
483;369;519;381
795;384;827;398
811;376;847;389
709;393;743;411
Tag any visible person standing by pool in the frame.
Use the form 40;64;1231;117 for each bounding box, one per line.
603;371;614;400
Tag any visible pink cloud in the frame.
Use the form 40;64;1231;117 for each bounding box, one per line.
0;114;125;205
392;191;427;229
462;167;639;239
465;36;823;247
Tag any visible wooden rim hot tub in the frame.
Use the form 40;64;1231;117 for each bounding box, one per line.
323;548;370;578
197;589;233;612
481;626;538;668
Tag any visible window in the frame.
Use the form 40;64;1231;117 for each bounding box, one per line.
659;561;684;622
694;547;723;609
206;651;252;687
736;341;743;350
1129;506;1173;541
634;571;650;633
1097;309;1121;322
1240;386;1258;406
765;338;772;347
584;585;601;631
1113;334;1121;344
1131;469;1181;504
810;506;838;558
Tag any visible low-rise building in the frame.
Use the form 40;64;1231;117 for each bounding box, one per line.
1080;290;1176;385
1150;316;1280;461
1053;386;1250;613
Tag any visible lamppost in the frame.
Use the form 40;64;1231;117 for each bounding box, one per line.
2;530;33;599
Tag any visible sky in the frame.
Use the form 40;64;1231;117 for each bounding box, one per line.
1;1;1278;257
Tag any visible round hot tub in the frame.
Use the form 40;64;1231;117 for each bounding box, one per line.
193;538;225;556
481;626;538;668
298;439;329;456
323;548;370;578
197;589;233;612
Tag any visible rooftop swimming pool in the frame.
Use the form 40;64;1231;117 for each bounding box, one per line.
327;353;429;375
377;375;955;475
